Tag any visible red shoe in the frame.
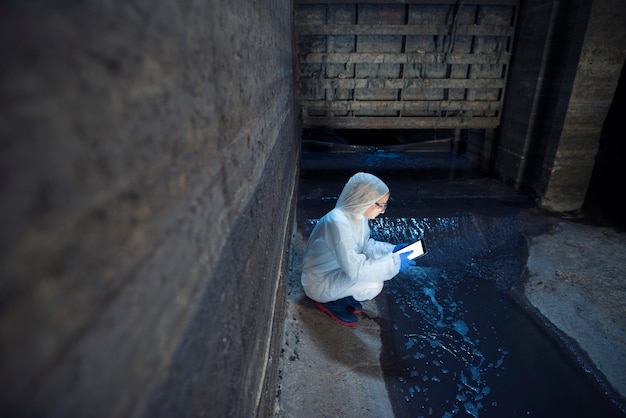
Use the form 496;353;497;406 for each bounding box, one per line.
314;301;358;327
346;296;363;315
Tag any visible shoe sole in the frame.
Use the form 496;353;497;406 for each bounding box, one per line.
314;301;357;327
346;297;362;314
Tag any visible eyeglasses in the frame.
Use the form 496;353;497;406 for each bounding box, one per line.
374;201;388;210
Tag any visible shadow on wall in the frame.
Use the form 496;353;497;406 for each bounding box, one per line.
583;57;626;231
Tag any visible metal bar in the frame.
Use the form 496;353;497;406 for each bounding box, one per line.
300;52;511;64
297;24;514;37
301;116;501;129
302;99;502;112
301;78;506;89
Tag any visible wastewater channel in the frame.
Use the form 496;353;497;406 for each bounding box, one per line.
299;148;626;418
374;215;624;418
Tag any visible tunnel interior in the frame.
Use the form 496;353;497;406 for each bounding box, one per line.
303;109;626;232
297;123;626;417
1;0;624;416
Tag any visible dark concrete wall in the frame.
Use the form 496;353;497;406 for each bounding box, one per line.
0;1;297;417
541;0;626;212
494;0;626;212
495;0;591;198
583;58;626;228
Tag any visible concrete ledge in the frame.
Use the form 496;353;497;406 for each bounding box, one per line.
522;216;626;400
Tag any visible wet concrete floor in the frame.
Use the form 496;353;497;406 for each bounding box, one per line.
275;150;626;417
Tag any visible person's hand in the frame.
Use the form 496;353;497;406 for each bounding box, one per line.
399;252;416;271
393;243;409;252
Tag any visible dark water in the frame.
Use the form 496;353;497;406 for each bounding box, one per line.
372;218;626;418
298;147;625;417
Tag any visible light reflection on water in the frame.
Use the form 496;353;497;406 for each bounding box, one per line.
304;215;509;417
386;266;508;418
371;216;513;417
387;268;508;418
303;214;624;417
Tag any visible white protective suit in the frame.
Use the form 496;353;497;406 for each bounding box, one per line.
301;172;402;303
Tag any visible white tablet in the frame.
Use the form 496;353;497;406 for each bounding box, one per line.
393;239;426;260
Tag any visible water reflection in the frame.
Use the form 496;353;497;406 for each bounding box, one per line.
386;266;507;417
371;217;625;418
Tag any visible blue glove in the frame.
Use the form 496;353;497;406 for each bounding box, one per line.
399;252;416;271
393;243;409;252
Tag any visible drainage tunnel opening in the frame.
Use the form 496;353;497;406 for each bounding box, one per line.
302;128;456;148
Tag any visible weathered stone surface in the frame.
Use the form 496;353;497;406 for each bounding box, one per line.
524;219;626;398
0;0;297;416
496;0;626;212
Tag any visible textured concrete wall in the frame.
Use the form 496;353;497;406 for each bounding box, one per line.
540;0;626;211
0;1;297;417
495;0;591;196
495;0;626;212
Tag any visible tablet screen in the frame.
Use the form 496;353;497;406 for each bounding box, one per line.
394;240;426;260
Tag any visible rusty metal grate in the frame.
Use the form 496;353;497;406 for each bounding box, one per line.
295;0;519;129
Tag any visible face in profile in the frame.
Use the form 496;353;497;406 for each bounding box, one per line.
364;192;389;219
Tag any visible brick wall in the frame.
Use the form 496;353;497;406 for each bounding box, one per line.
0;0;297;416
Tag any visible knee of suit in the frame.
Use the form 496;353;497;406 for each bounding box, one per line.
352;282;384;301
